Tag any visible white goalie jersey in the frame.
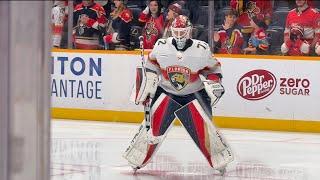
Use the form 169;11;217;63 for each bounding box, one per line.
146;37;222;96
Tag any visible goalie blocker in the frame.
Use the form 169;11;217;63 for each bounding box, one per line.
123;86;234;172
134;67;158;104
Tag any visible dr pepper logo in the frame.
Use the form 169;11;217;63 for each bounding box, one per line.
237;69;277;100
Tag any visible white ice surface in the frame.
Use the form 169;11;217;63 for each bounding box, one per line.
51;120;320;180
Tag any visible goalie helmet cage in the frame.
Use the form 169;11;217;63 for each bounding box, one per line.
0;1;51;180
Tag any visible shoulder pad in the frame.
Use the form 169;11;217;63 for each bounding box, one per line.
120;9;133;23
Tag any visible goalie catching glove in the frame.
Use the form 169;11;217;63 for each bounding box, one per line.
135;67;159;104
200;74;225;106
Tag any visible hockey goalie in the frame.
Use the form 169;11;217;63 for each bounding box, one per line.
123;15;234;175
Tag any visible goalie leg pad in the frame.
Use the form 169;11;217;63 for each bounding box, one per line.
140;94;182;166
150;93;182;136
123;93;182;169
123;121;156;168
174;99;233;169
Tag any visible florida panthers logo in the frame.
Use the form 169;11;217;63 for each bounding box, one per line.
145;21;158;41
246;1;261;18
167;66;191;91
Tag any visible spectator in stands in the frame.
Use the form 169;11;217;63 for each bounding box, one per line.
283;0;320;56
243;17;269;54
230;0;273;22
103;0;133;50
73;0;107;49
96;0;113;19
52;0;68;48
139;0;164;49
230;0;273;47
162;2;182;38
281;25;310;56
288;0;317;9
213;10;244;54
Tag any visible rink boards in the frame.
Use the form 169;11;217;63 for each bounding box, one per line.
51;49;320;133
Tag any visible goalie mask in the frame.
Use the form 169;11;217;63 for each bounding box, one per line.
171;15;192;50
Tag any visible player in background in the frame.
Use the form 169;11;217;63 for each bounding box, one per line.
123;15;234;175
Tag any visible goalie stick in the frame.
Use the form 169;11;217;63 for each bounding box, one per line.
138;36;165;144
138;36;152;132
123;37;165;171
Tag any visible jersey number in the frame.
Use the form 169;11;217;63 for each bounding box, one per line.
197;42;207;50
157;39;167;45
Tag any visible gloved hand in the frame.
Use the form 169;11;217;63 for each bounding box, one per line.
202;80;225;106
135;71;159;105
103;34;113;43
206;81;225;98
281;40;293;54
199;74;224;106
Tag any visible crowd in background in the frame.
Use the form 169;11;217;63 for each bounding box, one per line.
52;0;320;56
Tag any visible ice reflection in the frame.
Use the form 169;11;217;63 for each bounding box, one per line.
51;121;319;180
51;139;102;180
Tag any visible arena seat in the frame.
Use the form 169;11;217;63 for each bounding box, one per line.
271;9;289;28
273;0;290;9
266;26;285;55
129;7;142;26
194;6;208;28
181;9;190;17
196;27;209;43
